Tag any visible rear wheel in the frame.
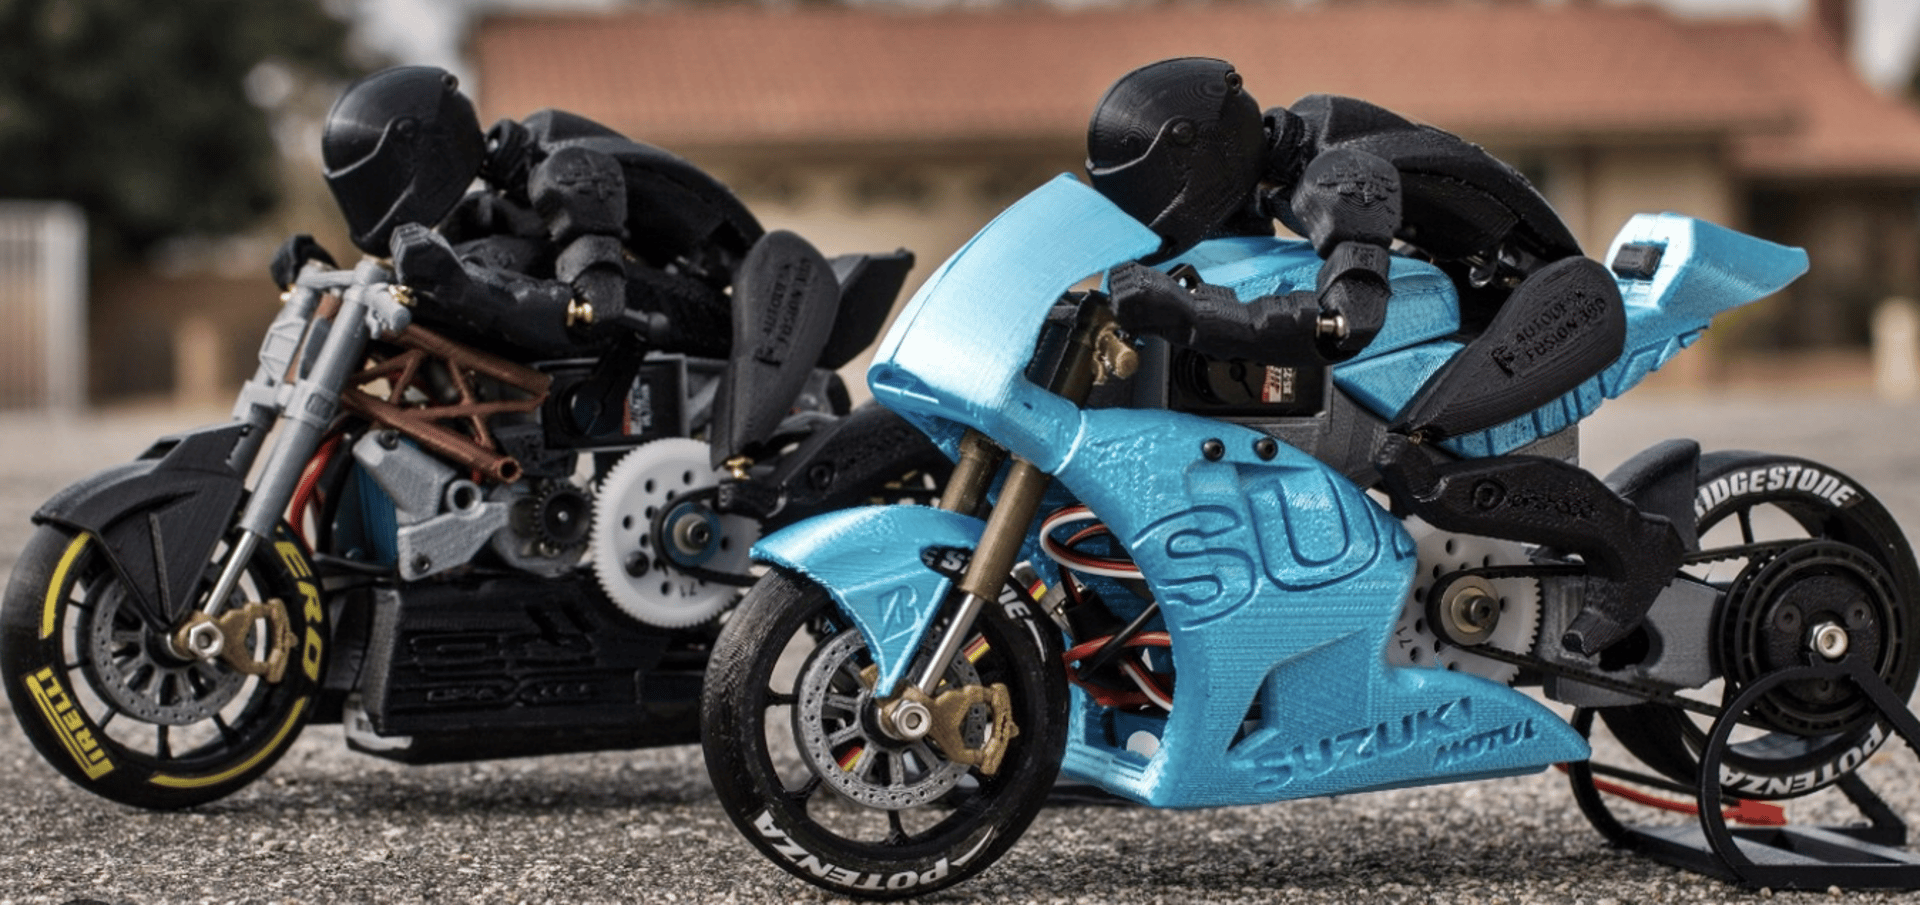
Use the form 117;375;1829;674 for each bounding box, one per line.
702;567;1065;898
1600;452;1920;798
1;523;324;809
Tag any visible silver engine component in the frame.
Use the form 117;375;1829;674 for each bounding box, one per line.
488;477;593;578
352;432;510;581
589;437;759;627
1385;518;1541;685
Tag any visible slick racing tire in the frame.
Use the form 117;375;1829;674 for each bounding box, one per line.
702;567;1066;899
1599;452;1920;800
0;523;324;809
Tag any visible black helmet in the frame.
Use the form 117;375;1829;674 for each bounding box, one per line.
322;66;484;254
1086;58;1265;259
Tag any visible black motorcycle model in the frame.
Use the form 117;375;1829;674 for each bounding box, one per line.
0;218;946;808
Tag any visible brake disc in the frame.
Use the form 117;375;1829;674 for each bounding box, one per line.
793;629;984;810
84;585;248;725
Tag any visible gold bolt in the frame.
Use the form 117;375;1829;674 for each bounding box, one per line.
566;298;595;326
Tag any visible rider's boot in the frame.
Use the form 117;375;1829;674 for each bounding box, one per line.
1375;434;1688;655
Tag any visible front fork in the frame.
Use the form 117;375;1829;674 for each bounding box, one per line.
179;261;405;663
873;302;1135;748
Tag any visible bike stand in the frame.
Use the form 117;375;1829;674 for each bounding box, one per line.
1568;660;1920;890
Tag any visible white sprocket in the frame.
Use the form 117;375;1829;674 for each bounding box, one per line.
589;438;759;628
1385;518;1541;684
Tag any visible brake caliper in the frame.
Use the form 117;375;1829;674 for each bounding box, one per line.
173;599;297;683
869;664;1020;777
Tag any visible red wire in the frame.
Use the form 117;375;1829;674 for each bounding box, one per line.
1065;524;1110;546
1063;632;1175;709
286;433;343;547
1042;506;1139;575
1121;660;1173;709
1063;631;1171;662
1552;764;1787;826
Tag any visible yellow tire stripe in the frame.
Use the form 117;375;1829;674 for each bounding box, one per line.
148;697;308;789
41;533;90;639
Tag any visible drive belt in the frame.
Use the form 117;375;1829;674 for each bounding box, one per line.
1433;540;1803;720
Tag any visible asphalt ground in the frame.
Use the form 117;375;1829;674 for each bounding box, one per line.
0;391;1917;904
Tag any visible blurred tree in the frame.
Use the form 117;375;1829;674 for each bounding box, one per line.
0;0;361;263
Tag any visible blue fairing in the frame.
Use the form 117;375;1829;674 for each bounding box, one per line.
755;505;984;697
758;175;1805;809
1323;214;1808;455
867;174;1161;470
1046;407;1588;806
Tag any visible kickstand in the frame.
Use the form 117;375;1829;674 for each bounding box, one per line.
1568;660;1920;890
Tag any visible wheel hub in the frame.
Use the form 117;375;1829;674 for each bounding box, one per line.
1434;575;1503;646
86;587;249;726
660;499;723;568
1721;540;1902;737
793;630;988;810
1811;621;1851;660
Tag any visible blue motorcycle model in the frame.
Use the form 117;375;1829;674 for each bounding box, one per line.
700;173;1920;896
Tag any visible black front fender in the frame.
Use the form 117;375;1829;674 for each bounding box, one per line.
34;422;249;624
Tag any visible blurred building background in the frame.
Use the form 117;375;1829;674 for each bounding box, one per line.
3;0;1920;408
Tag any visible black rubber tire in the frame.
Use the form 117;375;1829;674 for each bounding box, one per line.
1599;451;1920;799
0;522;325;809
702;567;1066;898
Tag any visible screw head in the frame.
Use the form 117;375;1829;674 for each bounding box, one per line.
1471;480;1505;510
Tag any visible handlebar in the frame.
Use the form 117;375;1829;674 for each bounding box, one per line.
291;258;413;339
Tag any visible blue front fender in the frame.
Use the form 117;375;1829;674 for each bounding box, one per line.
754;505;986;696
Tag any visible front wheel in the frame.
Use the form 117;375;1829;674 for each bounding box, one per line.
1;522;324;809
702;568;1066;898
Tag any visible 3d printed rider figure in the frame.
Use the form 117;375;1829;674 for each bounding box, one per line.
275;65;763;359
1088;57;1688;655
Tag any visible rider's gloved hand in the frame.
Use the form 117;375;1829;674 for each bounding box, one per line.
1312;241;1391;359
555;235;629;331
1108;262;1212;343
390;223;476;304
268;234;336;291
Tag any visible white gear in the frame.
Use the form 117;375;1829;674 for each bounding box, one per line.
589;438;759;628
1385;517;1541;685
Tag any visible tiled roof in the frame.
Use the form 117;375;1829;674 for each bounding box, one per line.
471;1;1920;178
1719;22;1920;179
